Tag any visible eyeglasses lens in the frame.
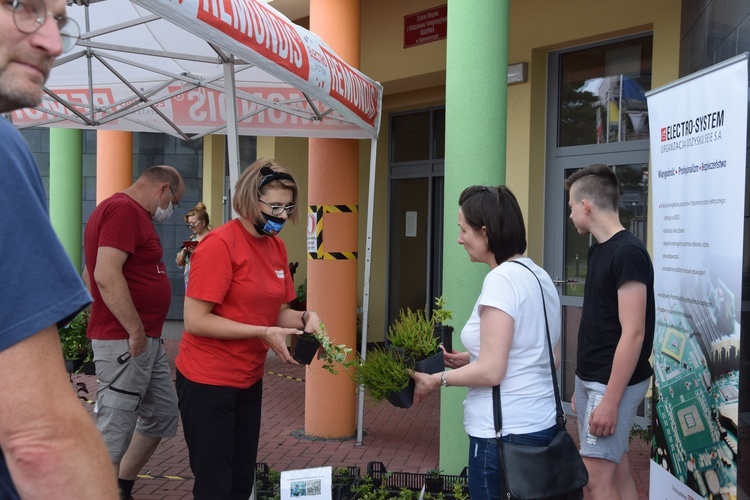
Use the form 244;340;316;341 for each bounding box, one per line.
259;199;294;216
273;205;294;216
12;0;80;53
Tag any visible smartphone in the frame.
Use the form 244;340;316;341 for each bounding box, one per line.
117;351;132;364
182;240;198;249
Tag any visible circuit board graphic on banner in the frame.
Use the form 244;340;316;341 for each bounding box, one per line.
646;55;747;499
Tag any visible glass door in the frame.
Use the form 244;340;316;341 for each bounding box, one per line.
544;35;653;422
386;107;445;332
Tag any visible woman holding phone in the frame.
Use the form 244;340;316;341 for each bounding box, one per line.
176;201;211;289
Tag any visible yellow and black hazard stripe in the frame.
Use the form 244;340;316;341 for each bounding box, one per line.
267;370;304;383
137;473;192;481
308;204;358;260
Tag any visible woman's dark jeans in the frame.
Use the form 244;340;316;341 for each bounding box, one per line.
468;424;557;500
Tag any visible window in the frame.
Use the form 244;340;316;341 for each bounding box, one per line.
558;36;653;147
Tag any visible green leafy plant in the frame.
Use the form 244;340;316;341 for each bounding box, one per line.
451;481;469;500
352;346;411;402
425;468;442;478
396;488;415;500
629;423;653;444
312;323;353;375
431;295;453;326
59;309;91;361
296;280;307;303
255;468;281;500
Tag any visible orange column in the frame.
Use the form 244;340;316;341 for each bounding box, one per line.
96;130;133;204
304;0;360;438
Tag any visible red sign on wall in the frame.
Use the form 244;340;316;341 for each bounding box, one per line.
404;4;447;48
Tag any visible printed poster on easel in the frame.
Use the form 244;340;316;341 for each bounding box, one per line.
646;53;748;499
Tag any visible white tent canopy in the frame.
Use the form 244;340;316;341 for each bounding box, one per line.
12;0;382;140
13;0;381;443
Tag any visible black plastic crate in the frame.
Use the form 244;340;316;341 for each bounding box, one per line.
366;461;469;494
255;463;278;499
332;466;361;500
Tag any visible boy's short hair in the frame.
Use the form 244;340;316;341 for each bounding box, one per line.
563;164;620;211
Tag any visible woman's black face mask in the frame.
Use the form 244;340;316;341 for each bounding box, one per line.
254;212;285;236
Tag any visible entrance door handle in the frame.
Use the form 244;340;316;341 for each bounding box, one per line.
552;278;581;285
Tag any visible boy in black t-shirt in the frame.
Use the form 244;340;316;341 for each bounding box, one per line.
564;164;655;500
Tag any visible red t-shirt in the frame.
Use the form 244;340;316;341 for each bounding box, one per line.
84;193;171;340
176;219;296;389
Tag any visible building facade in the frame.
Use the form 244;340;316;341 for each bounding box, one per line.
22;0;748;494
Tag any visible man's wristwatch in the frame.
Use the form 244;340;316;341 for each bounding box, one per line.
440;371;449;387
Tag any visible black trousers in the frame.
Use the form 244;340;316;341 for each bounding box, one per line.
176;370;263;500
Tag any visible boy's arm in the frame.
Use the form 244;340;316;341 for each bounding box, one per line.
588;280;647;437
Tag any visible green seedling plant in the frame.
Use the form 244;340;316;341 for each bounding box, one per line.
388;307;438;360
352;346;411;402
312;323;353;375
59;309;92;362
431;295;453;326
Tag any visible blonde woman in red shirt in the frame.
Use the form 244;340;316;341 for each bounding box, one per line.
176;159;322;499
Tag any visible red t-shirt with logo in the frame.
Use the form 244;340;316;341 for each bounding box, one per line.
84;193;171;340
176;219;296;389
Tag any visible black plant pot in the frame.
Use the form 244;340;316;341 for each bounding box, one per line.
425;476;443;493
433;324;454;354
82;360;96;375
293;332;320;365
386;378;415;409
65;358;84;374
414;351;444;374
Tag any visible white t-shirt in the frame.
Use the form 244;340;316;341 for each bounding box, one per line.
462;258;562;438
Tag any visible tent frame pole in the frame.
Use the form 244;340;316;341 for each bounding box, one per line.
356;137;377;446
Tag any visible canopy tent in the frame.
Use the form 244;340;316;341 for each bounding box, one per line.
13;0;380;443
13;0;381;140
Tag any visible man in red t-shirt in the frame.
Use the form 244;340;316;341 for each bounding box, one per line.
84;165;184;499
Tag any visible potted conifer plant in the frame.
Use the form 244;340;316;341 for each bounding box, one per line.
351;297;452;409
352;346;414;408
59;309;94;374
388;304;445;375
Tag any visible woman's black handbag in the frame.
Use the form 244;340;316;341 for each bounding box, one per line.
492;261;588;500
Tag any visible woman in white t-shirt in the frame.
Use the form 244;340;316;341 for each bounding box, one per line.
412;185;561;500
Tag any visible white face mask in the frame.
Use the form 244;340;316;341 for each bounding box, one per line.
152;196;174;223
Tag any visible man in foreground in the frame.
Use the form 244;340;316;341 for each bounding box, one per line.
0;0;118;497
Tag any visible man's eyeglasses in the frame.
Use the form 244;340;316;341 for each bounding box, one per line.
9;0;81;53
259;199;295;216
169;185;180;209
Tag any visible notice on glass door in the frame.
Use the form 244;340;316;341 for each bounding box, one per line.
405;211;418;237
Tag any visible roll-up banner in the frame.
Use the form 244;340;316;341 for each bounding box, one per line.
646;53;748;499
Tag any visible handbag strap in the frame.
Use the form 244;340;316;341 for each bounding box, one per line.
492;259;565;436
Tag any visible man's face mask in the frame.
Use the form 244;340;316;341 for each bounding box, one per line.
152;200;174;223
